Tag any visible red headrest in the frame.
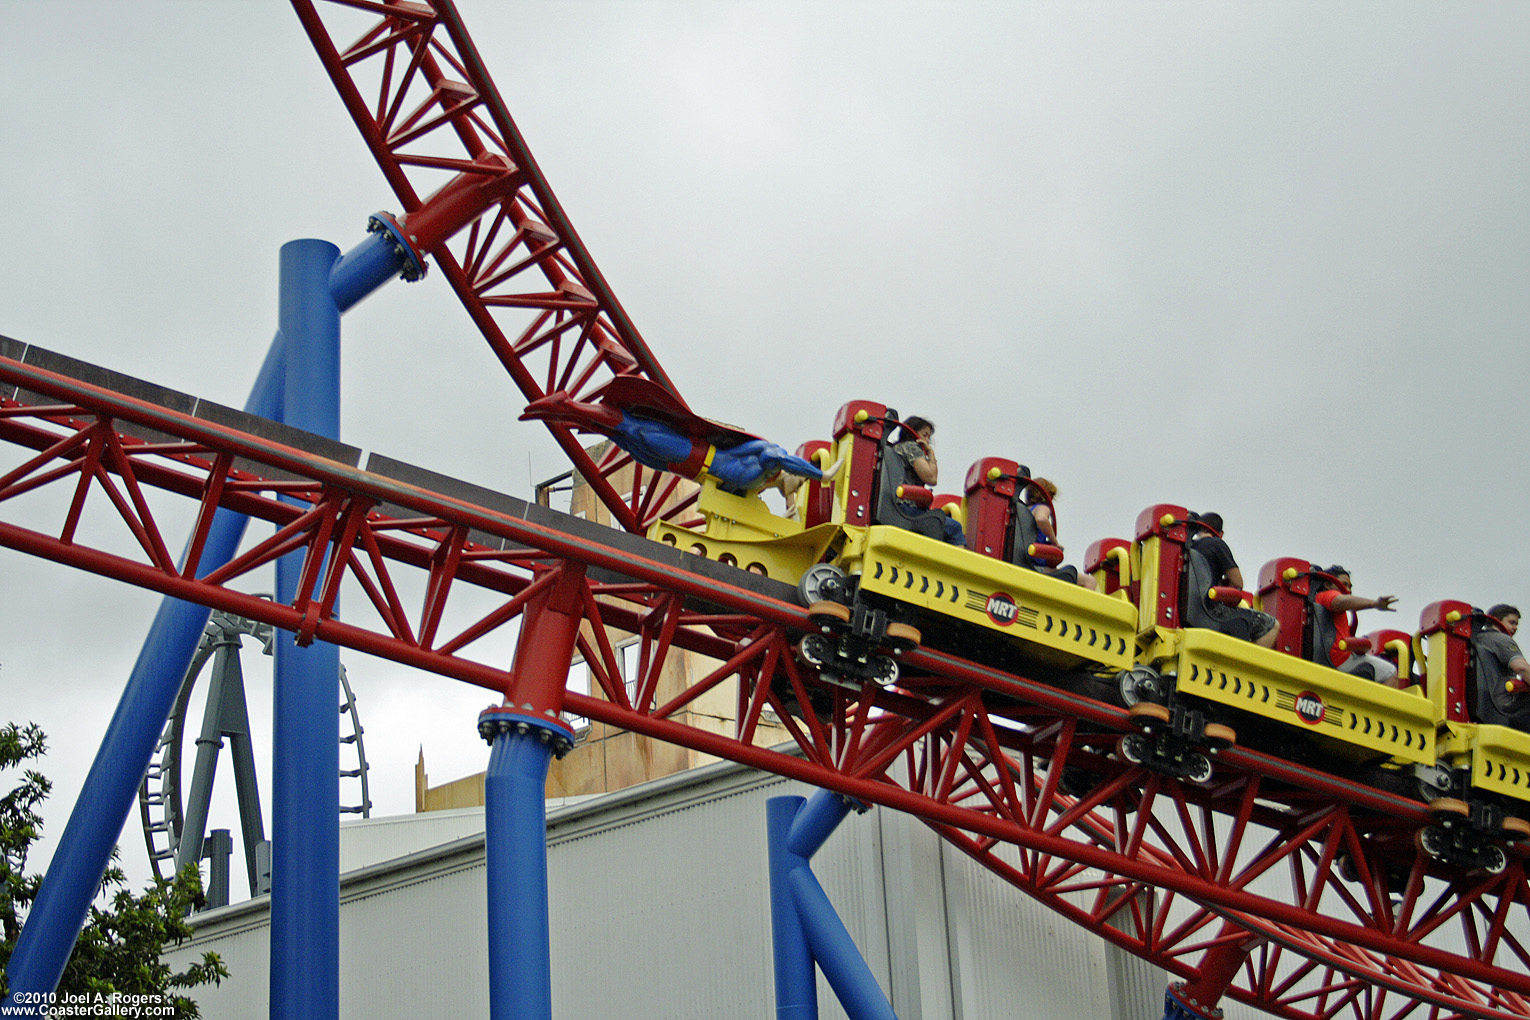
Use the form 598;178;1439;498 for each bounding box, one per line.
964;457;1021;498
1134;504;1191;543
1419;600;1473;639
831;400;889;440
1256;557;1314;597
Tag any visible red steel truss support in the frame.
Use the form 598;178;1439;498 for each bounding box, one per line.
2;351;1529;1020
502;559;586;712
1172;923;1261;1017
289;0;693;535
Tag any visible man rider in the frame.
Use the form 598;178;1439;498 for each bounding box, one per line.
1481;603;1530;688
1314;566;1400;686
1188;512;1280;649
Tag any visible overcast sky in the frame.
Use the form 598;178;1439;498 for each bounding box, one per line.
2;2;1528;889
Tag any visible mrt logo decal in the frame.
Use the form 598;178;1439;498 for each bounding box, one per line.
985;592;1018;627
1294;690;1325;725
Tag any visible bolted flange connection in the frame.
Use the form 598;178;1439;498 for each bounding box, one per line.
477;706;576;759
366;212;429;282
1165;982;1225;1020
843;793;872;815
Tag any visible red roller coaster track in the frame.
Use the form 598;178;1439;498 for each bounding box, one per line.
0;343;1526;1020
3;1;1526;1016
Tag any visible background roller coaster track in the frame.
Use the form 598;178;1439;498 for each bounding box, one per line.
1;343;1527;1020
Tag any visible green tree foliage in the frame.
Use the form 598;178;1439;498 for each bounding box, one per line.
0;723;228;1015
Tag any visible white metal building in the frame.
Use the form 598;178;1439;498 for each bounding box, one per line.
165;751;1194;1020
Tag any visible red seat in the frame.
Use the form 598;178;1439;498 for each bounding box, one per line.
1421;600;1527;726
1256;559;1358;666
964;458;1074;579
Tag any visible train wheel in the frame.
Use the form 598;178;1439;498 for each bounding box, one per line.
1478;844;1509;876
1116;666;1163;708
1202;723;1237;750
1184;753;1214;785
867;654;900;688
1428;797;1470;820
808;600;852;631
883;621;922;653
1415;826;1449;860
796;634;833;670
1413;765;1453;802
799;563;848;606
1117;733;1150;767
1128;702;1170;725
1503;816;1530;841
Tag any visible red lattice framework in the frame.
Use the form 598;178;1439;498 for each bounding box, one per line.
291;0;696;535
0;354;1526;1020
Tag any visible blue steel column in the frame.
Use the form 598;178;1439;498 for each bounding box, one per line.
768;798;818;1020
269;239;342;1020
481;563;586;1020
1;226;410;1013
767;791;898;1020
480;709;575;1020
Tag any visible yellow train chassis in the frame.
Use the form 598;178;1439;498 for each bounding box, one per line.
1149;627;1437;766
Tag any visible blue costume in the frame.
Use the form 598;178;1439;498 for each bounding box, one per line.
612;414;825;492
520;389;826;494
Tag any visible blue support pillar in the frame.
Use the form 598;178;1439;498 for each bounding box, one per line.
785;788;854;861
269;239;342;1020
479;708;575;1020
767;798;818;1020
788;869;897;1020
1;222;411;1014
767;792;898;1020
477;562;584;1020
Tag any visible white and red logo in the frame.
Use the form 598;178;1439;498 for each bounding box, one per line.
1294;691;1326;726
985;592;1018;627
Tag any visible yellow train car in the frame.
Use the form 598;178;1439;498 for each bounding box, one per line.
648;400;1135;684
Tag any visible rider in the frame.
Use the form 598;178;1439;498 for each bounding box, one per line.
1481;603;1530;688
1189;512;1279;649
891;416;964;546
1022;478;1096;589
1313;566;1400;686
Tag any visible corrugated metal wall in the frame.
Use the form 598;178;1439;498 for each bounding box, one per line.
168;760;1168;1019
941;840;1163;1019
342;851;490;1018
